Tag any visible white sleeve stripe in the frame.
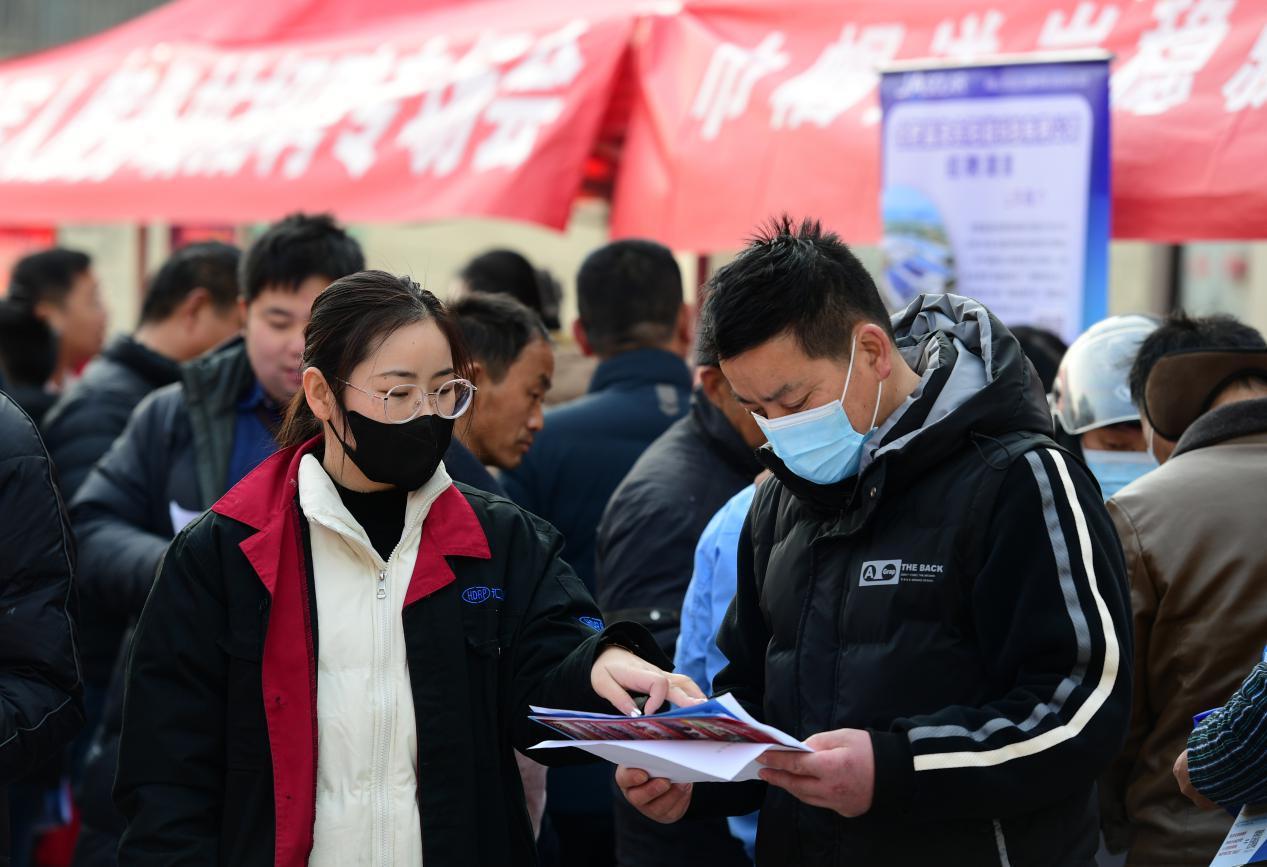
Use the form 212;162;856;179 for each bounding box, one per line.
913;449;1122;772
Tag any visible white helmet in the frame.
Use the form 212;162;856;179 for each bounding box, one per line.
1051;314;1160;435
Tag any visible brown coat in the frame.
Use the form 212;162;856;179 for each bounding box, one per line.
1101;398;1267;867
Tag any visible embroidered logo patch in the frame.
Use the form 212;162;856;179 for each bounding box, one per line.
461;586;504;604
579;616;605;631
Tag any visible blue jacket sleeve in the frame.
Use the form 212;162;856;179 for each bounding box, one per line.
673;523;721;691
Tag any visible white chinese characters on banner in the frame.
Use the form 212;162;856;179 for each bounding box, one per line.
1038;3;1121;49
0;21;590;184
1113;0;1236;116
1223;24;1267;112
690;33;789;140
770;25;904;130
930;11;1005;59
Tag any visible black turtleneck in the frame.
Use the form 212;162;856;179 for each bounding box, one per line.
334;483;407;561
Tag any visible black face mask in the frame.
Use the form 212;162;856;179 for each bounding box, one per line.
329;409;454;491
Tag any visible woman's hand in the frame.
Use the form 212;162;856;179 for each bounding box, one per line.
590;646;707;715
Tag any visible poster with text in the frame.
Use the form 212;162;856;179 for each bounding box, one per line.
880;58;1109;343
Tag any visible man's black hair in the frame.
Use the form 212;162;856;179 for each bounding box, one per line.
140;242;241;324
1011;325;1068;394
8;248;92;309
461;250;536;307
1128;312;1267;407
698;216;893;363
0;303;56;386
239;213;364;304
576;239;682;357
450;292;550;383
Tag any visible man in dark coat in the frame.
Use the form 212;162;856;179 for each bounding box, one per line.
502;239;693;865
618;218;1132;866
41;242;241;774
0;390;84;866
43;241;243;498
596;354;764;866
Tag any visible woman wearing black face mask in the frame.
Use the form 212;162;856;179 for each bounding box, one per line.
114;271;702;867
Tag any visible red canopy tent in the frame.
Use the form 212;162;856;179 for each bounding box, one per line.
0;0;1265;249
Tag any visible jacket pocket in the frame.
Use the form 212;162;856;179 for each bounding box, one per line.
217;632;270;771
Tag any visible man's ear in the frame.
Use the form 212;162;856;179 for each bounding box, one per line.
572;318;593;357
178;287;211;330
469;360;488;389
856;322;894;381
675;303;695;353
33;300;64;333
698;365;728;409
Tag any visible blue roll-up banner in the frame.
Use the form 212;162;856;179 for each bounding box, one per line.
879;54;1110;343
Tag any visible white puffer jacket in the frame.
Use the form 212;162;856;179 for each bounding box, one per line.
298;454;452;867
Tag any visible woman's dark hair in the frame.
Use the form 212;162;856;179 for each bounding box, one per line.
278;270;472;449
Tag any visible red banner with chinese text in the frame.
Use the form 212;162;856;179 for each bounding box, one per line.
612;0;1267;248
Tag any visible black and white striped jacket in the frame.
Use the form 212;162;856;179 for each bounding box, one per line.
695;296;1133;866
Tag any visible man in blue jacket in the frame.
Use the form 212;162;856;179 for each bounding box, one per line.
502;239;692;592
502;239;692;865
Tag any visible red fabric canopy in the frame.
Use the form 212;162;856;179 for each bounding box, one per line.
1;0;1265;248
0;0;638;228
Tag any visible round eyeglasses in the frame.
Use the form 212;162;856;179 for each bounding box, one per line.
339;377;477;424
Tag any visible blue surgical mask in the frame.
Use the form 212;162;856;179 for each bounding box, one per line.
752;336;883;485
1084;449;1157;500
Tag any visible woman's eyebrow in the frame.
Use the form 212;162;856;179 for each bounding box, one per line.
374;369;416;379
430;367;455;380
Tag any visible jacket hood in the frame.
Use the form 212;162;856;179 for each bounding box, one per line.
762;294;1053;509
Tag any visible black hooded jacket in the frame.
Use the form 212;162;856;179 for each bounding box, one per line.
691;295;1132;866
0;390;84;857
42;335;182;688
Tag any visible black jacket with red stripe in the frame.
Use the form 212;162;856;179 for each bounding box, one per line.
114;440;668;867
691;295;1133;866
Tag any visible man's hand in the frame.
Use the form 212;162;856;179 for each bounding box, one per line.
1174;749;1220;811
615;766;693;823
590;646;706;716
757;728;875;818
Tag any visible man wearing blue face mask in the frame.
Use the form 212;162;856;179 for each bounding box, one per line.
614;217;1132;866
1050;315;1161;500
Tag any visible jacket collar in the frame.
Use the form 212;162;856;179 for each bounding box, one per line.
1173;397;1267;457
588;348;692;395
101;335;181;390
181;336;257;414
689;388;764;479
297;452;452;564
211;439;491;599
183;338;259;505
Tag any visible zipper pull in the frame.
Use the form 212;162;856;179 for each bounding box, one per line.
376;569;387;600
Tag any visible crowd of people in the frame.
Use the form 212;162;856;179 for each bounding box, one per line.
0;212;1264;867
